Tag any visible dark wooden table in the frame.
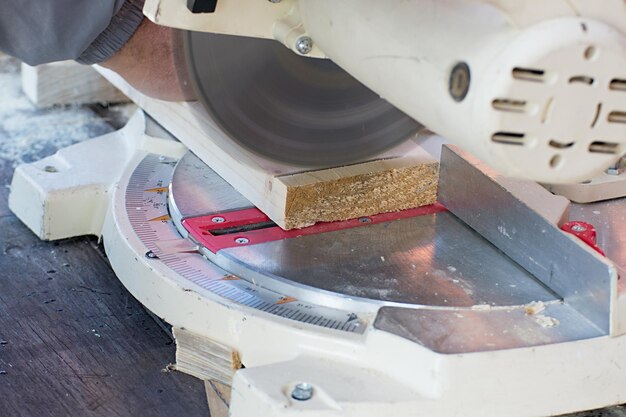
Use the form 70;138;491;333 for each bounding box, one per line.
0;55;208;417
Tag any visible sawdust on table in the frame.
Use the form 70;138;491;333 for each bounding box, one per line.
0;54;114;170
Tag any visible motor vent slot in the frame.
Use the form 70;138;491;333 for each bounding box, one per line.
591;103;603;128
589;141;620;154
569;76;594;85
608;111;626;124
492;132;526;146
492;99;528;113
549;154;563;169
512;67;548;83
549;140;575;149
610;79;626;91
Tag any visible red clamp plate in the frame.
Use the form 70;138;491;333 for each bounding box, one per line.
183;203;448;253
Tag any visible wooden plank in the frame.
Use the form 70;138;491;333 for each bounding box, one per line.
95;66;439;230
21;61;129;108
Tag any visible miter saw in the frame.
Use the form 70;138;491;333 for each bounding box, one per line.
7;0;626;416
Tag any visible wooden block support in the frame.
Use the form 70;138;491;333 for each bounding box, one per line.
173;329;236;417
95;66;439;229
21;61;128;108
173;327;242;386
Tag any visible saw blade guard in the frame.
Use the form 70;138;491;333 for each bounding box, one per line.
146;0;626;183
183;30;421;167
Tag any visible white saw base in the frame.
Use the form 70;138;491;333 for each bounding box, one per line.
547;169;626;203
9;110;626;417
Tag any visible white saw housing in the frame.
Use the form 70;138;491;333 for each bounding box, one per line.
143;0;626;183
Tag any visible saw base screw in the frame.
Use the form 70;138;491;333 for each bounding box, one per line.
295;37;313;55
291;382;314;401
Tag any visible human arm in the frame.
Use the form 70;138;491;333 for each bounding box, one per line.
0;0;194;101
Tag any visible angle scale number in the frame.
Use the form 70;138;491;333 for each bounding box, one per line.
125;154;366;334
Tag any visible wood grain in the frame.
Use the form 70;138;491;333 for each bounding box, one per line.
0;216;210;417
95;66;438;229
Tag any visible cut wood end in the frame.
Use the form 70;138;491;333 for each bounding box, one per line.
282;162;439;230
231;351;242;371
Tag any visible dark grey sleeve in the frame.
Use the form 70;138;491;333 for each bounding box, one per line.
0;0;145;66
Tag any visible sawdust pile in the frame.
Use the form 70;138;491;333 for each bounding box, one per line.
0;55;113;170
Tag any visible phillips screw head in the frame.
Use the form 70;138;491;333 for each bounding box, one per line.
295;37;313;55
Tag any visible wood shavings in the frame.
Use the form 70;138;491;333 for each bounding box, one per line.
525;301;559;328
524;301;546;316
533;314;560;328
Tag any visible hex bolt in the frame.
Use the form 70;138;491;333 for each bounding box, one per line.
235;237;250;245
291;382;314;401
212;216;226;223
571;224;587;233
295;36;313;55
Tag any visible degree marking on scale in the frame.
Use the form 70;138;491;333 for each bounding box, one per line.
149;214;171;222
222;275;240;281
276;296;297;305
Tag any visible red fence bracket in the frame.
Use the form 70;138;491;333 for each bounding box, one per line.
561;221;606;256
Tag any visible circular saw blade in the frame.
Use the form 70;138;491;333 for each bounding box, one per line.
184;31;421;167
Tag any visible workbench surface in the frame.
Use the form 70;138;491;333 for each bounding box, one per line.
0;55;208;417
0;54;624;417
